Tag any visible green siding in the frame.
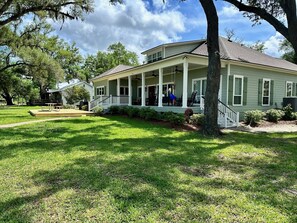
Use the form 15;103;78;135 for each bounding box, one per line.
229;65;297;119
93;80;108;98
165;43;199;58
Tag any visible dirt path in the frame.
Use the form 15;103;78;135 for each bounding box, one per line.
0;117;72;129
225;121;297;133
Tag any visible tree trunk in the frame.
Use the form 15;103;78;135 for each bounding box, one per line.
1;92;14;105
199;0;221;136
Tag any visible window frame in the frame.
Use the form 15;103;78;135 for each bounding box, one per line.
286;81;293;97
192;77;207;104
96;86;105;96
262;78;271;106
233;75;244;106
120;86;129;96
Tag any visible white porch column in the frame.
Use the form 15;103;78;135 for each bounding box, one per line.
107;80;110;96
117;78;120;105
158;68;163;107
128;75;132;106
141;72;145;106
182;58;189;108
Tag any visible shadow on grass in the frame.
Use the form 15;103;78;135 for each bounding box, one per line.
0;116;296;222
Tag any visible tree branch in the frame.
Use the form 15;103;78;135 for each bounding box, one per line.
0;1;92;27
0;0;13;16
223;0;289;39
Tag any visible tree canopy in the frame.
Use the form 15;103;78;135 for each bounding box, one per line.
223;0;297;63
0;0;94;27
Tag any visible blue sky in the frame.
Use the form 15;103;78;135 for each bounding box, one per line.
51;0;284;61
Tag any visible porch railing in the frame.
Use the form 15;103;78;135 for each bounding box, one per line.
201;96;239;128
89;95;130;111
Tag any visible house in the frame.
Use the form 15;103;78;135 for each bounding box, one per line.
91;37;297;127
48;80;94;105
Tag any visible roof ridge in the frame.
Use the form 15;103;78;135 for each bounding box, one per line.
218;37;231;59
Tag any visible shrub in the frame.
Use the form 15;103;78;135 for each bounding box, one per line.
63;104;76;109
244;110;265;126
190;114;205;126
184;108;194;123
93;106;104;116
139;107;158;120
81;105;88;111
108;105;120;115
282;104;295;120
168;113;185;126
127;107;140;118
266;109;284;122
161;111;184;126
119;106;129;115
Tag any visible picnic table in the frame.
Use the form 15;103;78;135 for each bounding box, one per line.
45;103;57;111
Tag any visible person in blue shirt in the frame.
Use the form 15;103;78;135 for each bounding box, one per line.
168;88;176;105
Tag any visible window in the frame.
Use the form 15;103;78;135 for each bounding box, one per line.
192;78;207;104
157;51;162;60
286;81;293;97
120;86;129;96
96;86;105;96
262;79;271;106
233;76;243;106
137;86;147;98
147;51;162;63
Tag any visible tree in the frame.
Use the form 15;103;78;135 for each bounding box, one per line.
18;47;64;99
249;40;266;53
199;0;221;136
82;42;139;78
223;0;297;63
280;39;296;63
64;86;90;105
0;0;94;28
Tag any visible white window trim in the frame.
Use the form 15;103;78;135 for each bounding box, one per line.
233;75;244;106
286;81;293;97
262;78;271;106
96;86;105;96
120;86;129;96
192;77;207;105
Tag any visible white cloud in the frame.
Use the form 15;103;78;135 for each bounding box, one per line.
218;5;240;18
263;32;285;58
51;0;186;62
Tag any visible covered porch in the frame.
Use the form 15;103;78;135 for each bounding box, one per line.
91;54;223;113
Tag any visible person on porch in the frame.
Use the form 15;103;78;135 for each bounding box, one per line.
168;88;176;106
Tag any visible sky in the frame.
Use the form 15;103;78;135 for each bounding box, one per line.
50;0;285;62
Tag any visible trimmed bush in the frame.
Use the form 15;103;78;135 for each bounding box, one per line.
139;107;158;120
93;106;104;116
161;111;185;126
184;108;194;123
127;107;140;118
119;106;129;115
190;114;205;126
108;105;120;115
244;110;265;126
282;104;295;120
266;109;284;122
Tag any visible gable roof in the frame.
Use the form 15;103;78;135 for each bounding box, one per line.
92;64;133;81
192;37;297;72
141;40;203;55
48;81;92;93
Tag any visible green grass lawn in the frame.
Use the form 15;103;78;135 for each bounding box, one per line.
0;115;296;222
0;106;48;125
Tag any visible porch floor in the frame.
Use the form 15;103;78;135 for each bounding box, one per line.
29;109;94;117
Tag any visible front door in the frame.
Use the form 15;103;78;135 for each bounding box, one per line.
148;86;156;105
